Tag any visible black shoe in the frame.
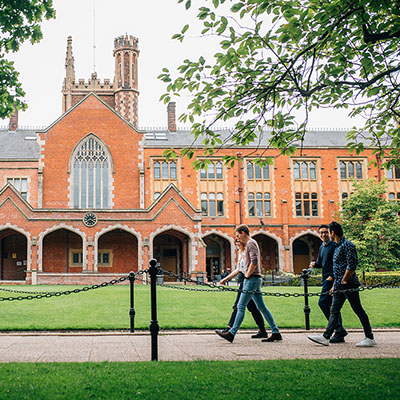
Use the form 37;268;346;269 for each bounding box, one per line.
262;333;282;342
215;328;229;334
330;335;345;343
215;329;235;343
251;331;268;339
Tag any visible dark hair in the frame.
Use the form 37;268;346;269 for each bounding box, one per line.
318;224;329;231
328;221;343;237
236;224;250;236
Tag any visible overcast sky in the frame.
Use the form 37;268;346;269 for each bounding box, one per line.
1;0;363;130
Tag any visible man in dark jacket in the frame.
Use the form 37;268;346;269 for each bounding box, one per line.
310;224;347;343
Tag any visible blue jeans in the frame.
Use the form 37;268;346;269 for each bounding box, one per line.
229;276;279;336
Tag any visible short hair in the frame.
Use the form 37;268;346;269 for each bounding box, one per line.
329;221;343;237
318;224;329;231
236;224;250;236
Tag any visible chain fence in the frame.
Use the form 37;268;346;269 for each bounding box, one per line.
0;269;149;302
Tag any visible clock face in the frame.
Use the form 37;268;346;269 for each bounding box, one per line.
83;212;98;227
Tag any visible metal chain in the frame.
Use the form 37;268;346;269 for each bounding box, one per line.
0;269;149;302
156;268;400;297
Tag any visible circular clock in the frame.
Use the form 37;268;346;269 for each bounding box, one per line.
83;212;98;227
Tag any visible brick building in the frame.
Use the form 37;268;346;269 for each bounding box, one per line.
0;35;399;284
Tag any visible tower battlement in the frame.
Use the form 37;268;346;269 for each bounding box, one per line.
69;73;114;90
114;35;139;51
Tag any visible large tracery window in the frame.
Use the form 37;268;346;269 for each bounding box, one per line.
72;136;112;209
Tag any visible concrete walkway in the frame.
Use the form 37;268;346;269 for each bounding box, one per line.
0;328;399;362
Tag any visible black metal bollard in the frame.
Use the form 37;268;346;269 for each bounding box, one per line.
301;268;311;330
272;270;275;286
129;271;135;333
362;269;366;285
149;258;159;361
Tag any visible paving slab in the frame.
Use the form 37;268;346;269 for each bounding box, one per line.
0;329;398;362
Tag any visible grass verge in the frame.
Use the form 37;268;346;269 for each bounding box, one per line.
0;358;399;399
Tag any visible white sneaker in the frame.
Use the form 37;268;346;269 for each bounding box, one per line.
308;334;329;346
356;337;377;347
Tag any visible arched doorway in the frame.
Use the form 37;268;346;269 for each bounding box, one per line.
97;229;138;273
292;234;321;274
0;229;27;281
203;234;232;282
42;229;83;273
153;229;189;281
253;234;279;273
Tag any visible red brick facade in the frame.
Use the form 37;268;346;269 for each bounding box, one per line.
0;35;398;285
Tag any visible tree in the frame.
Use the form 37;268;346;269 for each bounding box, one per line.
0;0;55;118
159;0;400;168
339;179;400;271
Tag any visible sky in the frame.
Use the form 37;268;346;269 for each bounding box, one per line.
1;0;364;130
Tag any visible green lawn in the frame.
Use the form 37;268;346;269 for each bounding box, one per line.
0;359;399;399
0;284;399;330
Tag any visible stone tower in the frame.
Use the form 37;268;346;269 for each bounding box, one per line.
113;35;139;126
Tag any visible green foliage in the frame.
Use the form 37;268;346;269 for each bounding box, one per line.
339;178;400;271
160;0;400;167
0;0;55;118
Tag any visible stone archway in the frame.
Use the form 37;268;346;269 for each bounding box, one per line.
0;228;28;281
203;233;232;282
252;233;280;273
292;234;321;274
42;228;83;273
97;228;138;273
152;229;190;281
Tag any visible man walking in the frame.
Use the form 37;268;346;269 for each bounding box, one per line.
310;224;347;343
216;224;282;343
308;222;376;347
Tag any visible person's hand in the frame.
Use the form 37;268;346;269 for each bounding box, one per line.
327;276;333;281
330;287;334;296
219;278;226;285
341;279;348;285
309;261;315;268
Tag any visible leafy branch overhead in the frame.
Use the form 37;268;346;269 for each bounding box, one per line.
0;0;56;119
159;0;400;168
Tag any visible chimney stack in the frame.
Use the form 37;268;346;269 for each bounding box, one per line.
167;102;176;132
9;107;18;131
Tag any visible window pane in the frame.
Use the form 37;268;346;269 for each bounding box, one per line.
301;162;308;179
356;162;362;179
387;167;394;179
209;199;216;216
154;192;160;200
264;200;271;216
247;162;254;179
81;162;87;208
73;253;80;264
21;179;27;192
303;192;309;199
88;161;94;208
389;193;395;200
217;200;224;216
312;201;318;216
311;192;317;199
248;192;254;200
263;164;269;179
309;162;316;179
296;201;302;216
340;162;347;179
216;162;223;179
295;192;301;199
293;162;300;179
342;192;348;199
395;166;400;179
201;200;208;216
248;200;255;216
304;200;310;216
74;160;80;208
256;192;262;199
103;160;109;208
209;193;216;200
103;253;109;264
256;200;263;216
95;161;101;208
170;162;176;179
208;163;215;179
264;192;270;199
348;162;354;178
162;162;168;179
200;167;207;179
255;164;261;179
154;162;160;179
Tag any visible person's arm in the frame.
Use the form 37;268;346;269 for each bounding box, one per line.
245;263;256;279
220;269;239;285
342;242;358;284
244;241;258;279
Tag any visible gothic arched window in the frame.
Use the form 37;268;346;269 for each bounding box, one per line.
71;135;112;209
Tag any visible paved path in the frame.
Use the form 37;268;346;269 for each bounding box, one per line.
0;329;399;362
0;329;400;362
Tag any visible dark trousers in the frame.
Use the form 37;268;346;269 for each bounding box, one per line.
227;274;265;332
319;279;346;335
323;285;373;339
